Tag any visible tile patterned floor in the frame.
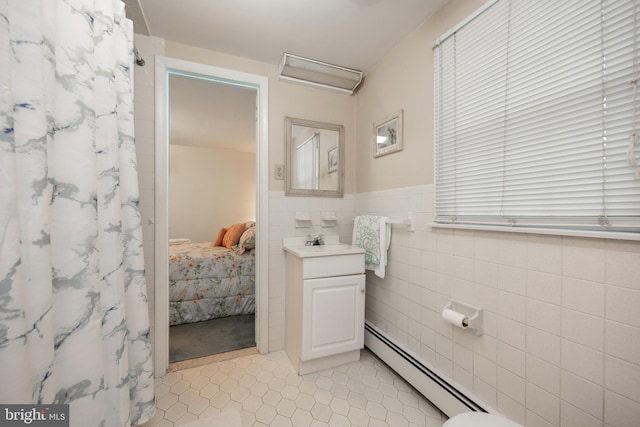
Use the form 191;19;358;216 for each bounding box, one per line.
140;349;447;427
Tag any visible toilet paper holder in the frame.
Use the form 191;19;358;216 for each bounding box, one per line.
442;299;483;335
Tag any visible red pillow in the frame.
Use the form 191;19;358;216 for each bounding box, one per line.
212;227;227;247
222;223;247;249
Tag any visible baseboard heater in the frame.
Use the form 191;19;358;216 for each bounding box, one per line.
364;322;489;418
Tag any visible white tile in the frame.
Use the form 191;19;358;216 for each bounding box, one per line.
497;234;527;269
474;334;497;362
605;320;640;365
526;326;561;366
474;354;497;388
451;281;473;308
497;367;525;405
453;364;473;391
497;392;526;425
525;409;556;427
526;270;561;305
474;283;498;313
605;286;640;328
453;342;473;372
604;389;640;427
527;235;562;275
526;382;560;426
474;260;498;288
562;309;604;351
474;232;498;263
498;317;526;351
562;238;606;283
498;265;527;296
453;229;475;259
452;256;474;283
526;354;560;396
606;247;640;290
527;299;561;336
561;340;604;385
421;251;437;272
497;342;526;377
147;348;445;427
435;353;453;378
473;377;497;409
605;355;640;403
498;291;526;323
560;401;602;427
561;371;604;420
436;229;454;255
562;277;605;317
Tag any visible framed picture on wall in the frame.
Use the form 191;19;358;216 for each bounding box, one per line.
374;110;403;158
328;146;338;173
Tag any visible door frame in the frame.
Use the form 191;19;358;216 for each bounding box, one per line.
154;56;269;377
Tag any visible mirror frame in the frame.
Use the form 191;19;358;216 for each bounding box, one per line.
285;117;344;198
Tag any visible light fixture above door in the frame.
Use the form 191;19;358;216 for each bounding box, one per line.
278;53;363;95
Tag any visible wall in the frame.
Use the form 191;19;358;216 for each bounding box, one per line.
133;37;358;352
164;41;358;352
355;1;640;426
355;0;484;193
169;145;255;242
163;41;358;195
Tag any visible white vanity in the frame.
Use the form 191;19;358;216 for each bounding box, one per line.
283;236;366;375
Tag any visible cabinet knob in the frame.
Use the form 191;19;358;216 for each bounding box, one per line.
360;288;365;294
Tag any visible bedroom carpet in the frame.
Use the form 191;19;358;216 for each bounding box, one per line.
169;314;256;363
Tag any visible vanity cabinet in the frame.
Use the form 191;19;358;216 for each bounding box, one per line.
283;237;365;375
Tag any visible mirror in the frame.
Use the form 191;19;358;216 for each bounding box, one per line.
285;117;344;197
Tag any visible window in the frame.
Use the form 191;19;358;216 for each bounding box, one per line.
434;0;640;234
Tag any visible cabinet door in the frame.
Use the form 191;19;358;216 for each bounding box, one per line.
301;274;365;361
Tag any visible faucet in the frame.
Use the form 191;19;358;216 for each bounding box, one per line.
305;234;324;246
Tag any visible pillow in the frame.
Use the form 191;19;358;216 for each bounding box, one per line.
222;223;246;249
233;226;256;254
212;227;227;247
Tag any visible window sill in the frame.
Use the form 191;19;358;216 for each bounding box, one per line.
429;222;640;241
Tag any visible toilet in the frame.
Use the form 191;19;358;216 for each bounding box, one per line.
443;412;522;427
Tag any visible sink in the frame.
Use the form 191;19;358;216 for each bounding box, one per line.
283;236;365;258
284;243;365;258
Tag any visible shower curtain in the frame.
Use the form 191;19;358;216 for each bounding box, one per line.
0;1;155;426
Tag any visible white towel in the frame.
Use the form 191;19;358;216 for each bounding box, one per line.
352;215;391;279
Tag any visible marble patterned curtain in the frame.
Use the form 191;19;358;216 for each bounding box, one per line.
0;1;155;426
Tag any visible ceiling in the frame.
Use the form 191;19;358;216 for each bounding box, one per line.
124;0;447;153
126;0;447;73
168;75;256;153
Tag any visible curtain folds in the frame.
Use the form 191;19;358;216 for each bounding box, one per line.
0;1;155;426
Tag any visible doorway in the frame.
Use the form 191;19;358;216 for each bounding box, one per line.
167;73;256;363
154;57;269;378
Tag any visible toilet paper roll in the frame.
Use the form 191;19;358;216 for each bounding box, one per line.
442;308;469;328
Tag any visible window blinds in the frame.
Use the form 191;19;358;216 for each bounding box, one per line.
434;0;640;232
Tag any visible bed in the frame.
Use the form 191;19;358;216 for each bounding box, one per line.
168;242;255;326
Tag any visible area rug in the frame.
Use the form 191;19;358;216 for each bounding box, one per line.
180;411;242;427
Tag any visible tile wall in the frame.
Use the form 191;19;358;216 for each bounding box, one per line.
355;184;640;427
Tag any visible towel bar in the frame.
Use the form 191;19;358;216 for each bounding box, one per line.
353;213;414;232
